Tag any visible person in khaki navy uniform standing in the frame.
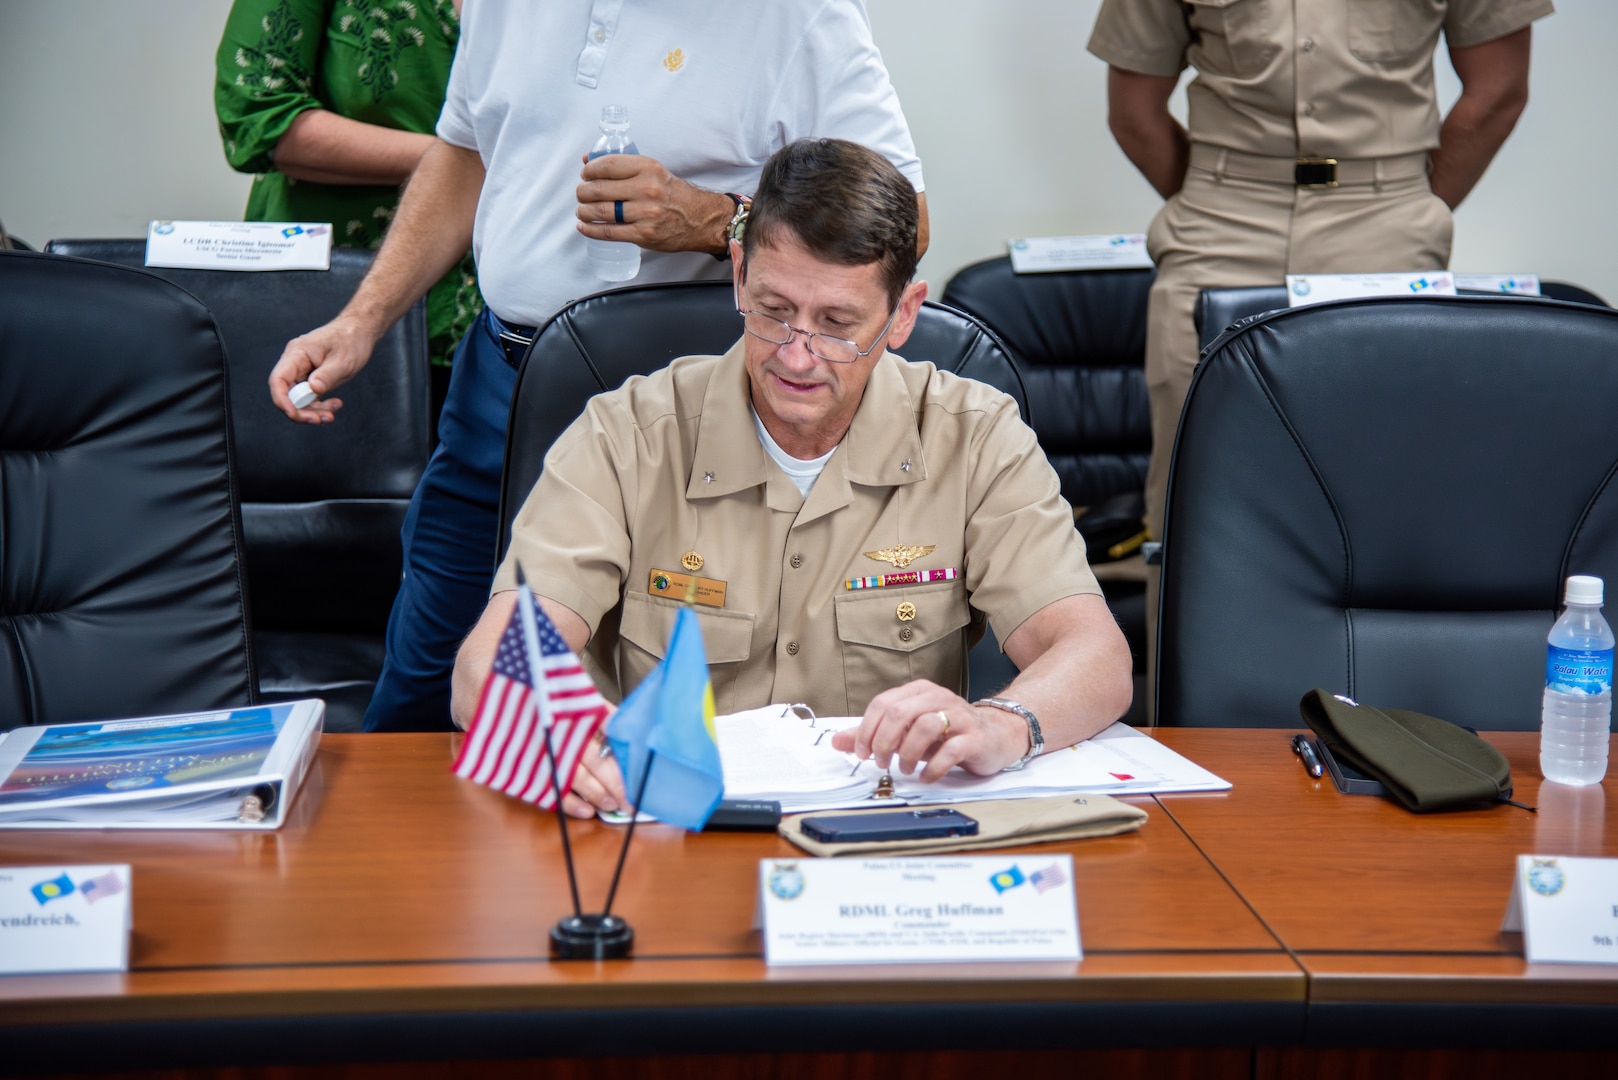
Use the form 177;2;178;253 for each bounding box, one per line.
452;138;1134;818
1088;0;1553;715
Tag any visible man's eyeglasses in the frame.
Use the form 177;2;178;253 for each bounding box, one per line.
737;302;899;365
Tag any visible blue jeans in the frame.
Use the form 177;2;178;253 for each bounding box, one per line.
363;309;517;731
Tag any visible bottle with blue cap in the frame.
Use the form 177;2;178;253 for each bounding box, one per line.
1540;574;1614;786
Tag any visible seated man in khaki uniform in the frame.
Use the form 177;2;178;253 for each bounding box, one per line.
452;138;1132;818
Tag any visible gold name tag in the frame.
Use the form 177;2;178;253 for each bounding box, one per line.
648;568;728;608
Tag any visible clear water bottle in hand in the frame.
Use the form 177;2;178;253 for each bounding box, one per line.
1541;574;1614;786
585;105;641;282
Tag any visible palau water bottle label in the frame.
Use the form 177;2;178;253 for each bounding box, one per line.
1546;646;1614;695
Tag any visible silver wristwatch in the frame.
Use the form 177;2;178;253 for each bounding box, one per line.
976;697;1044;771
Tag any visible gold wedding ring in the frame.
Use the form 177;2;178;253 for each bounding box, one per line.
937;710;951;739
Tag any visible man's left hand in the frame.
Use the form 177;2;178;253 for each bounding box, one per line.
575;154;731;256
830;680;1031;783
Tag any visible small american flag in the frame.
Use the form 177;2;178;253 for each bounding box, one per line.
1029;863;1067;895
80;870;124;905
452;590;608;809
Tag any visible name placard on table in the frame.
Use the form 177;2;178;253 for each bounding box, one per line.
1454;273;1541;296
145;220;332;272
758;855;1079;965
1285;271;1457;307
1009;234;1152;274
1502;854;1618;964
0;864;131;975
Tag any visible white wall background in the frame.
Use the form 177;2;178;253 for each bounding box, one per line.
3;0;1614;303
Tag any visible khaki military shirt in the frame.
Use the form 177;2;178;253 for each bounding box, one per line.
494;339;1100;717
1088;0;1553;159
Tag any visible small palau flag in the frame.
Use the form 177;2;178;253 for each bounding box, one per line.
31;873;76;906
989;866;1027;894
606;606;725;831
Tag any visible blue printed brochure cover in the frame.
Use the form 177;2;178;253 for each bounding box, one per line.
0;701;324;829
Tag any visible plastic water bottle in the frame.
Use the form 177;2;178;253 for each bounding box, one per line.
585;105;640;282
1540;574;1614;785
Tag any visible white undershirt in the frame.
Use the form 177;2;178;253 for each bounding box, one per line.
754;410;835;497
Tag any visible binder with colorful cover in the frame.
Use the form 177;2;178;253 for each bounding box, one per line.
0;700;324;829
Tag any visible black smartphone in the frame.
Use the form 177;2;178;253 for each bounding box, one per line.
799;808;979;844
1313;738;1387;796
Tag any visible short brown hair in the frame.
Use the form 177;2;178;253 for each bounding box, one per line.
743;138;918;307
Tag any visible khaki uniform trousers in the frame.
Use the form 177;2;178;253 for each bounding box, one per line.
1142;146;1454;719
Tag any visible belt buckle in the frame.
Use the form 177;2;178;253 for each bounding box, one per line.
1295;157;1338;189
497;327;534;366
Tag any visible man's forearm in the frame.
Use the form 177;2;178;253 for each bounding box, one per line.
997;593;1134;752
341;138;484;339
1107;66;1189;200
1428;27;1532;209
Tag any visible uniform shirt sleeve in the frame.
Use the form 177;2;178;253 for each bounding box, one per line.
493;398;638;635
214;0;330;174
1444;0;1555;50
959;396;1102;645
769;0;924;192
1087;0;1192;78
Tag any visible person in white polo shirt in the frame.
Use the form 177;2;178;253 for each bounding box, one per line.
264;2;927;732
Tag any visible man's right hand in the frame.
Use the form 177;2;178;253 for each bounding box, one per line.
267;316;380;423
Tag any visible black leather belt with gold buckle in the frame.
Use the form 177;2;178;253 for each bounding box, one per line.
1295;158;1339;188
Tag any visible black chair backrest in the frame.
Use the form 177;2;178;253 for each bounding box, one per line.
1158;296;1618;729
41;240;430;634
0;251;254;728
1197;281;1611;353
941;257;1152;509
498;280;1025;556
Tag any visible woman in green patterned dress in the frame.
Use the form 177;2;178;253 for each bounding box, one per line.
214;0;480;422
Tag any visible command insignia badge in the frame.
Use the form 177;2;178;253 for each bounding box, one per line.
769;862;805;900
681;551;705;572
1527;858;1565;897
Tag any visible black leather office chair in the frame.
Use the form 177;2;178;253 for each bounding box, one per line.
1196;281;1611;353
941;258;1152;719
42;241;431;731
1158;295;1618;729
497;280;1027;699
0;251;255;729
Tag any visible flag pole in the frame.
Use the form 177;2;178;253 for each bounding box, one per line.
514;567;582;918
601;752;656;919
599;569;697;918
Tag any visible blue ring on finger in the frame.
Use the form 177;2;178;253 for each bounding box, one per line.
614;200;625;225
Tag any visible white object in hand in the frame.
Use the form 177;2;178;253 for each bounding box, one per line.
289;381;319;409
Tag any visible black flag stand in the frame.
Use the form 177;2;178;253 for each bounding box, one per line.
510;564;635;960
543;722;637;960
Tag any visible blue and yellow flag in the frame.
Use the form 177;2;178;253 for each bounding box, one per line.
606;607;724;831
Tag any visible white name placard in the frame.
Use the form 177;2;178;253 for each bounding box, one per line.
1009;234;1152;273
1501;855;1618;964
1454;273;1541;296
0;864;131;974
759;855;1080;965
145;220;332;272
1285;271;1456;307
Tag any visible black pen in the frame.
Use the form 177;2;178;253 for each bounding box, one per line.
1291;734;1324;779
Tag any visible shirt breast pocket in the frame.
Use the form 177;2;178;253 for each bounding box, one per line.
618;593;755;714
1348;0;1445;63
1185;0;1280;77
833;582;972;714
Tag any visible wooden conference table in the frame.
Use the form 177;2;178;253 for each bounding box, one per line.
3;729;1618;1079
